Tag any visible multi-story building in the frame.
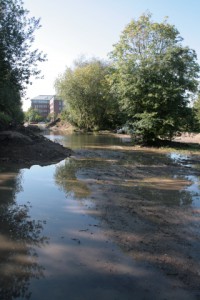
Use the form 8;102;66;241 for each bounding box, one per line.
50;96;64;116
31;95;64;119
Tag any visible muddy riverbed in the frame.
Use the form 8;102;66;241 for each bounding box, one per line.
47;132;200;298
1;131;200;299
74;147;200;290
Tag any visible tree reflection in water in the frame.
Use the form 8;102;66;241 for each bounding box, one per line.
54;158;90;199
0;168;48;300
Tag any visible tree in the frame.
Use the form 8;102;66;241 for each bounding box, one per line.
192;94;200;131
24;107;43;123
55;58;121;130
109;13;200;142
46;112;57;122
0;0;46;127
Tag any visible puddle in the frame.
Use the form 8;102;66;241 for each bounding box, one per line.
168;152;194;169
168;152;189;163
168;153;200;207
184;175;200;208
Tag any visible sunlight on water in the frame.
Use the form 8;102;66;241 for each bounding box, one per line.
185;175;200;208
168;153;189;162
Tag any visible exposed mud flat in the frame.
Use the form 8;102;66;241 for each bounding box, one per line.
68;145;200;296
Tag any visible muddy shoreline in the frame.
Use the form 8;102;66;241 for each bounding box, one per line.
0;126;72;167
72;145;200;296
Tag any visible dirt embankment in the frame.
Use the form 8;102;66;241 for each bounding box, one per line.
47;119;75;132
0;126;72;167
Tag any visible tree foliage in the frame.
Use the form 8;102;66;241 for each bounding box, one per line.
192;94;200;131
24;107;43;123
0;0;46;128
55;58;121;130
109;13;200;142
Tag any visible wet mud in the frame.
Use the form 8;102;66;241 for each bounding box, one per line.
0;127;72;167
66;144;200;296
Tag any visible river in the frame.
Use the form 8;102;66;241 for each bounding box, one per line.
0;131;199;300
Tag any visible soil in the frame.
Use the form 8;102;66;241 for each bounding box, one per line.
0;125;72;167
71;140;200;297
173;132;200;144
48;119;75;132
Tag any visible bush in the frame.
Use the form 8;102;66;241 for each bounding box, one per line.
0;112;12;129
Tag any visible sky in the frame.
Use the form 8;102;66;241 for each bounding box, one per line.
23;0;200;111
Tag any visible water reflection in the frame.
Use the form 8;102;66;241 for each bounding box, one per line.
185;175;200;207
54;159;90;199
168;153;189;163
0;166;23;204
30;132;200;210
0;169;47;300
45;131;128;150
130;185;193;206
55;149;196;207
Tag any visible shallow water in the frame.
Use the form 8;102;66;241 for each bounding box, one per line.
45;130;129;149
0;132;199;299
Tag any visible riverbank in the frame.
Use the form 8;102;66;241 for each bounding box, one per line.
49;119;200;147
0;126;72;167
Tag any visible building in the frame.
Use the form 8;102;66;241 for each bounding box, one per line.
31;95;64;119
31;95;52;118
50;96;64;116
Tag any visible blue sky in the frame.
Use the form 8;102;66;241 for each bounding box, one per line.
23;0;200;110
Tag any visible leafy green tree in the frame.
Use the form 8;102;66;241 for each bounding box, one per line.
192;94;200;131
47;112;58;122
0;0;46;127
55;58;121;130
24;107;43;123
109;13;200;142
